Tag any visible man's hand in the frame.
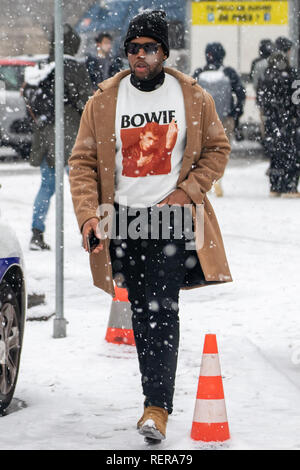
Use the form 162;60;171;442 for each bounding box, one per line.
137;153;154;167
157;188;192;207
82;217;103;254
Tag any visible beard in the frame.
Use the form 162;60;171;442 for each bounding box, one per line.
131;63;163;81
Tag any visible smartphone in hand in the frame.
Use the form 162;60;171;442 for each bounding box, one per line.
86;230;100;253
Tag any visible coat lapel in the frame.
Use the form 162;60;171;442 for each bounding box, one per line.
163;68;203;185
93;71;130;204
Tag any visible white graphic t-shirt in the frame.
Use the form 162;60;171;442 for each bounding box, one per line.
114;73;186;208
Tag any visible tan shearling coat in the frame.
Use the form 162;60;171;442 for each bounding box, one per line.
68;68;232;297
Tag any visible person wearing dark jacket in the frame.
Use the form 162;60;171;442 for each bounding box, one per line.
86;32;123;92
193;43;245;124
250;39;274;90
193;42;246;196
275;36;293;62
28;24;93;250
250;39;275;144
257;51;300;197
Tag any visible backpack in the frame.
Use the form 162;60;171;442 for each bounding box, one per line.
197;67;232;120
23;63;56;127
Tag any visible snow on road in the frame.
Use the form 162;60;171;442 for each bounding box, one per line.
0;157;300;450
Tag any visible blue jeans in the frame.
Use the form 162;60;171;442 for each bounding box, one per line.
32;159;68;233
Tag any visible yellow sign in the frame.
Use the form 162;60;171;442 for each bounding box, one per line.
192;1;288;26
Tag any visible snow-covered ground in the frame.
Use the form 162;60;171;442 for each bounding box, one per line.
0;156;300;450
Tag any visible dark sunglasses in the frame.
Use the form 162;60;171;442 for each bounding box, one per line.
126;42;161;55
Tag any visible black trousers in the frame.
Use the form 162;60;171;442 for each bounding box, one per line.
109;203;192;414
264;120;299;193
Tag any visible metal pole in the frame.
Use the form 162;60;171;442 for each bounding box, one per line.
289;0;300;69
53;0;67;338
185;0;192;74
237;25;241;74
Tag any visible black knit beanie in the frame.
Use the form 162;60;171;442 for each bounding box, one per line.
275;36;293;53
205;43;226;65
124;10;169;58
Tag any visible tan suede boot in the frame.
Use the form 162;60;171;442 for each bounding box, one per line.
137;407;146;429
281;192;300;198
138;406;168;441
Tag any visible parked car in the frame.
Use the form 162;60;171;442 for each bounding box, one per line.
0;58;36;159
0;203;26;413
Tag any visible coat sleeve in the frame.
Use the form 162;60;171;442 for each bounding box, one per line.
177;91;231;205
68;98;100;232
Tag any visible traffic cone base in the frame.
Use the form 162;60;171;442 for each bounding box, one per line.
191;422;230;442
105;327;135;345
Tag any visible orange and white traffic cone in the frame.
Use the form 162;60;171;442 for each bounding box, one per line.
105;284;135;346
191;334;230;442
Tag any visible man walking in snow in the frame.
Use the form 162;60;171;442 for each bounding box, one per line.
69;10;232;442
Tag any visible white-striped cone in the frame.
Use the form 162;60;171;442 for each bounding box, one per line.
105;285;135;346
191;334;230;442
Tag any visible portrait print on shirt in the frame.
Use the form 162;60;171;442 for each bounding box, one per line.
120;111;178;177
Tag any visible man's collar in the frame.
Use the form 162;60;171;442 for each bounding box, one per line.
97;67;197;93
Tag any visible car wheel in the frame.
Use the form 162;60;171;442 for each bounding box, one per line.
0;281;23;414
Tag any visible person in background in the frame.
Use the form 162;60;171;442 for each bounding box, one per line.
257;50;299;197
164;21;189;74
27;24;92;250
274;37;299;192
250;39;275;147
250;39;275;91
275;36;293;63
86;32;122;91
193;42;245;197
